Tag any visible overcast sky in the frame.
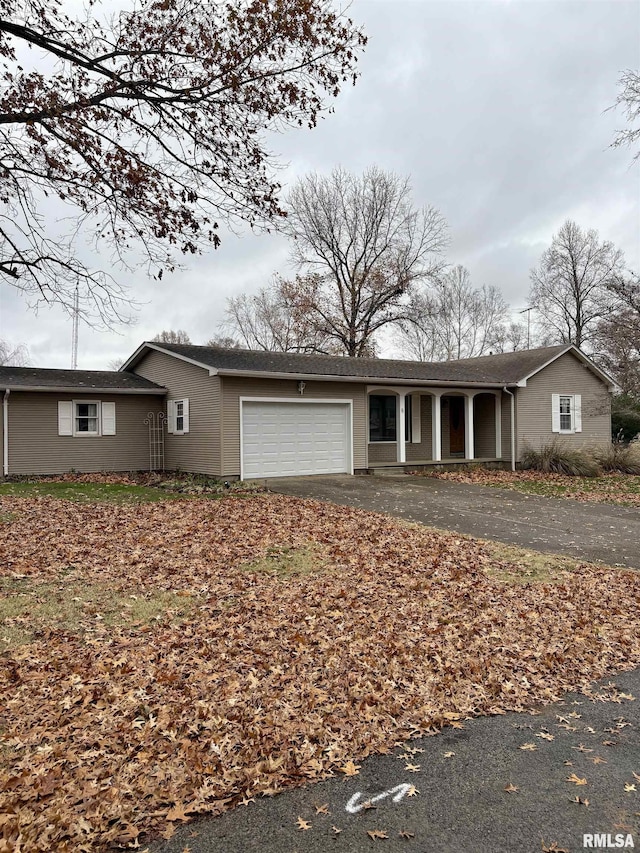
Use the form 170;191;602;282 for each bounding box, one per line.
1;0;638;369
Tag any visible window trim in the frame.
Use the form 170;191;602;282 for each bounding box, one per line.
558;394;574;433
73;399;101;437
168;398;189;435
552;392;582;434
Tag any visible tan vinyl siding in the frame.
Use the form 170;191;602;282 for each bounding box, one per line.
368;442;397;464
473;393;497;457
134;350;221;476
501;392;514;463
517;352;611;456
221;376;366;477
6;392;161;475
406;394;433;461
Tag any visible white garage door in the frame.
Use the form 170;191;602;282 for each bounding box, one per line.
241;400;352;479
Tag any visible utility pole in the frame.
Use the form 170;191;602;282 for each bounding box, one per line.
71;285;79;369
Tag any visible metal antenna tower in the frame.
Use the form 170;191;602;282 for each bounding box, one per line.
71;285;79;369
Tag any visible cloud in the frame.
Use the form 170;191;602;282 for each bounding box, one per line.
0;0;637;368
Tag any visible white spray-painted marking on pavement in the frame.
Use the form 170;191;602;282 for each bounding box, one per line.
345;783;413;814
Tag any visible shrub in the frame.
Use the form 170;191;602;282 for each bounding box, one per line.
520;440;600;477
611;408;640;443
592;440;640;475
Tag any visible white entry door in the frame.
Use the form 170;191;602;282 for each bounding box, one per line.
241;400;352;479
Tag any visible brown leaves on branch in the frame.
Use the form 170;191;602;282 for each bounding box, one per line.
1;490;640;850
0;0;366;322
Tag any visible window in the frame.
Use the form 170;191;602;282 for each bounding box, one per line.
167;398;189;434
369;395;413;443
175;400;185;433
58;401;116;436
559;395;572;432
369;395;396;442
75;402;99;435
552;393;582;434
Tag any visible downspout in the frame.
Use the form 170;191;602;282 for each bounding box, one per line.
2;389;9;477
503;386;516;472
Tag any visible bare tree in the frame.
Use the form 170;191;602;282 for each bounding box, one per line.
528;220;625;350
0;1;366;323
395;266;510;361
595;310;640;397
206;335;241;349
152;330;191;345
223;276;340;353
283;166;448;357
612;69;640;161
0;339;29;365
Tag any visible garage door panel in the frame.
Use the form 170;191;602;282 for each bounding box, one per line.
242;401;351;479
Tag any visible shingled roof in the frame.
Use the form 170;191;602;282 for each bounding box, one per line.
0;366;166;393
124;342;610;388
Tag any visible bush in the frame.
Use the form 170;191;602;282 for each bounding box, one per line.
520;440;600;477
611;408;640;443
592;440;640;475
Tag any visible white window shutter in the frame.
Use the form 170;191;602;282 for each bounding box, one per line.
166;400;175;434
411;393;421;444
574;394;582;433
182;398;190;433
101;402;116;435
551;394;560;433
58;401;73;436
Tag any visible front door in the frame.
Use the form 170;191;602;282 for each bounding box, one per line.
449;397;465;455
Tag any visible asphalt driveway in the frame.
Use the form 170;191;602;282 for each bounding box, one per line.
267;474;640;569
152;669;640;853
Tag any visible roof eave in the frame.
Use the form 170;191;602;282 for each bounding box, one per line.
216;368;512;388
2;386;166;394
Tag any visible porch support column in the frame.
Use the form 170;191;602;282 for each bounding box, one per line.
397;391;407;463
494;392;502;459
431;392;442;462
465;393;475;460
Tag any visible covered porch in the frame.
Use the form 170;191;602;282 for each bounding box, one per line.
366;386;511;469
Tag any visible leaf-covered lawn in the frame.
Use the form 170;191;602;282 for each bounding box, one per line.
417;469;640;507
1;492;640;851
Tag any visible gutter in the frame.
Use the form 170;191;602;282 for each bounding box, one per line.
1;386;166;395
2;389;9;477
503;386;516;472
216;368;508;390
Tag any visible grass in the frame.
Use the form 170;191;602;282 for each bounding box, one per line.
0;480;185;504
240;544;329;577
0;576;196;652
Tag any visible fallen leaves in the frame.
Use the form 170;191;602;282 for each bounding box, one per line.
2;488;640;851
569;795;589;806
565;773;588;786
367;829;389;840
297;817;311;831
519;743;538;751
504;783;520;793
418;469;640;508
